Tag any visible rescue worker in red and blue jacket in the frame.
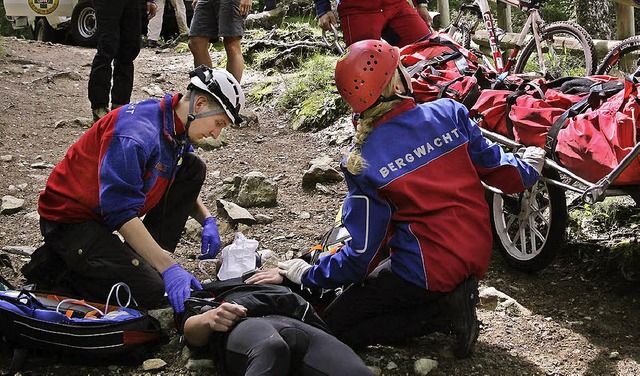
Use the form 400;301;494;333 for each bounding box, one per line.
247;40;546;358
23;66;244;314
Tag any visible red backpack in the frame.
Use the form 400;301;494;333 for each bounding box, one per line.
400;32;488;108
555;77;640;184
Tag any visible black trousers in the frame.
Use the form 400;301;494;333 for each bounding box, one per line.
88;0;142;109
224;316;374;376
321;260;449;348
25;153;206;308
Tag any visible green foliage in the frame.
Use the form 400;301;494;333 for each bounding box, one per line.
247;80;276;103
567;198;640;281
0;4;32;39
277;53;349;130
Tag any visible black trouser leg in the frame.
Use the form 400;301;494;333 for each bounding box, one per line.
143;152;206;252
111;0;142;106
35;219;165;308
321;261;446;348
88;0;127;109
224;318;291;376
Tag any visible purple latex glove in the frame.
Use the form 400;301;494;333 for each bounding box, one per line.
199;216;221;260
161;263;202;313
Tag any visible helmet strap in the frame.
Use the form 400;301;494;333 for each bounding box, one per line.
185;91;226;137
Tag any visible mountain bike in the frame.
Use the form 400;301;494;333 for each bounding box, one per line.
596;35;640;77
445;0;596;79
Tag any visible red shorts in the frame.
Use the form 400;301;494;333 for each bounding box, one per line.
338;0;431;47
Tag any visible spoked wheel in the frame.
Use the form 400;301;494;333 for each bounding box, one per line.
514;21;596;79
489;168;567;272
596;35;640;78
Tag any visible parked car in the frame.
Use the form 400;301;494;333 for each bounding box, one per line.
3;0;192;47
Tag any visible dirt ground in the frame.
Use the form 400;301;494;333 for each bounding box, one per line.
1;36;640;376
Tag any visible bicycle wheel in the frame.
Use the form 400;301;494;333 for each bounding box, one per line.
514;21;596;79
488;167;567;272
596;36;640;78
450;24;471;49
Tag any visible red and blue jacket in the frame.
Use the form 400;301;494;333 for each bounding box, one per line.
38;94;189;231
302;99;540;292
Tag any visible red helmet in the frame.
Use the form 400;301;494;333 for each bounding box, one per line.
335;40;400;114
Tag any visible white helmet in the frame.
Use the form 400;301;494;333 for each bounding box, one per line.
188;65;245;125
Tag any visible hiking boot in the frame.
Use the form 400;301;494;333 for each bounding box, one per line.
446;276;480;358
146;39;160;48
92;106;109;122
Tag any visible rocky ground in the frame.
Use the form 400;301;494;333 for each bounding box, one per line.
1;36;640;376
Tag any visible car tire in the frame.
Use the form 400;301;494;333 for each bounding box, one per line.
70;0;98;47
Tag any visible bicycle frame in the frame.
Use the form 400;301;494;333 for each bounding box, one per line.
448;0;547;74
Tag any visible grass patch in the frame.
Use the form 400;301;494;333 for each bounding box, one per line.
277;53;349;130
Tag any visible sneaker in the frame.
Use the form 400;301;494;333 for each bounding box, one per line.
92;106;109;122
446;276;480;358
146;39;160;48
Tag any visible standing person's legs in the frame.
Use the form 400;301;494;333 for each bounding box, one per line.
147;0;167;44
111;0;143;108
88;0;126;111
37;220;165;308
219;0;244;81
338;11;385;47
381;0;431;47
223;37;243;81
321;260;446;348
170;0;190;35
224;318;291;376
188;0;219;67
143;152;206;252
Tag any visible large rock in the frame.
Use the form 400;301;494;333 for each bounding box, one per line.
217;199;256;223
301;164;343;189
236;171;278;207
1;195;24;214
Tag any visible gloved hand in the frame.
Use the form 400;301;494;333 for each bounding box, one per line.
516;146;546;174
199;216;221;260
277;259;312;285
162;263;202;313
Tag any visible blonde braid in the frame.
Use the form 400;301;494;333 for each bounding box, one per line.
345;71;403;175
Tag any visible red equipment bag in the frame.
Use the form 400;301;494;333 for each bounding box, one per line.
555;77;640;184
502;80;586;147
400;32;487;108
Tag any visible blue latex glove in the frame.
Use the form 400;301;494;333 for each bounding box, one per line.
161;263;202;313
199;216;222;260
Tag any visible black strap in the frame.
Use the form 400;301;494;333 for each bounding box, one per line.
544;81;624;158
544;96;591;158
407;51;463;76
503;81;545;138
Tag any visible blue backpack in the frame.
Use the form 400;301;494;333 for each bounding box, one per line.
0;276;167;375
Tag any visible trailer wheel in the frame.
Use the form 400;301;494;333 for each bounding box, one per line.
489;167;567;272
70;0;98;47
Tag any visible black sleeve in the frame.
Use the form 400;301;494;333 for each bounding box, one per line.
177;297;220;336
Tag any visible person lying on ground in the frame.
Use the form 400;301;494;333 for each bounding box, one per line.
180;278;375;376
